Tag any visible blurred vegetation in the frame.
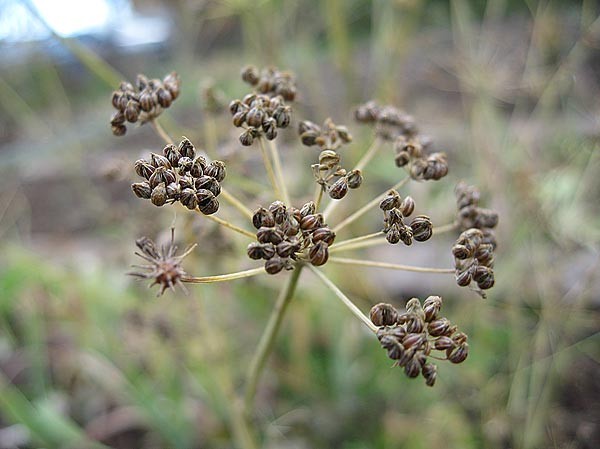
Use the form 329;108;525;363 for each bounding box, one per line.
1;0;599;448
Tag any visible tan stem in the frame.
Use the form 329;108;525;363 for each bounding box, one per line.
433;221;459;235
151;119;173;145
331;177;409;231
314;183;325;210
257;137;283;201
329;236;387;253
181;267;265;284
329;231;383;251
267;139;291;205
220;188;254;220
203;214;255;238
308;265;377;333
328;257;455;273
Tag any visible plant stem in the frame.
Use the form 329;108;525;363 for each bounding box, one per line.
151;119;173;145
329;231;383;251
244;265;303;413
203;214;255;238
328;257;455;274
267;139;291;205
308;266;377;333
220;188;254;220
433;221;459;235
182;267;265;284
328;236;387;253
330;177;410;230
314;183;325;210
257;137;283;201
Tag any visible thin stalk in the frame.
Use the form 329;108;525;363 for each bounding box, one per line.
244;265;303;413
203;214;255;238
151;119;173;145
308;265;377;333
433;221;459;235
257;137;283;200
314;184;325;210
267;139;291;205
331;177;410;231
328;257;455;274
220;188;254;220
329;236;387;253
182;267;265;284
329;231;383;251
322;138;384;219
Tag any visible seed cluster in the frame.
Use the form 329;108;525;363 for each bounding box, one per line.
394;135;448;181
241;65;297;102
380;190;433;245
230;93;292;146
247;201;336;274
452;228;495;294
370;297;469;386
129;229;193;296
110;73;180;136
131;137;225;215
299;118;363;200
455;181;498;248
355;101;418;141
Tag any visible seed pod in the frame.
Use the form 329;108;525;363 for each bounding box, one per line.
256;227;284;245
452;244;472;260
428;318;451;337
472;265;492;283
247;242;264;260
402;333;425;350
180;188;198;210
422;363;437;387
281;215;300;237
261;243;276;259
404;358;422;378
112;124;127;136
149;166;166;188
196;189;219;214
406;316;425;333
318;150;340;168
276;83;296;102
447;343;469;364
166;182;180;199
151;184;167;206
399;225;413;246
178;138;196;159
399;196;415;217
110;110;126;126
300;213;322;231
309;241;329;266
229;99;244;115
380;336;404;360
189;158;205;178
205;161;226;182
369;303;399;327
295;203;313;220
134;159;155;179
476;269;495;290
423;296;442;322
265;257;285;275
347;169;363;189
311;227;336;245
387;209;403;226
246;107;264;128
395;151;410;167
410;215;433;242
385;224;401;244
241;65;260;85
380;191;401;211
239;128;255;146
276;240;299;258
164;75;180;100
139;91;154;112
151;153;171;169
195;175;221;197
335;125;352;143
354;101;379;123
452;332;468;345
156;87;172;108
272;106;291;128
475;243;494;266
163;144;181;167
252;207;275;229
434;336;455;350
132;182;152;199
269;201;287;224
264;119;278;140
112;91;124;109
329;177;348;200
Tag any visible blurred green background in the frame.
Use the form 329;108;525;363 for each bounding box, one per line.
1;0;599;448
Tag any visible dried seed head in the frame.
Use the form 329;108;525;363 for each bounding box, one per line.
252;207;275;229
309;241;329;266
370;303;399;327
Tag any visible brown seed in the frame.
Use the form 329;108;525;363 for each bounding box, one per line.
194;175;221;197
265;257;285;275
399;196;415;217
180;188;198;210
150;184;167;207
134;159;155;179
247;242;264;260
410;215;433;242
404;358;422;378
241;65;260;85
256;227;284;245
110;110;126;126
111;124;127;136
205;161;226;182
311;227;336;245
252;207;275;229
447;343;468;364
428;318;450;337
156;87;173;108
131;182;152;199
239;128;255;146
329;177;348;200
422;363;437;386
369;303;399;327
347;169;363;189
309;241;329;266
423;296;442;322
434;336;455;350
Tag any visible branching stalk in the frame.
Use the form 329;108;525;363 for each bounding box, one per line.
328;257;455;274
151;119;173;145
329;231;383;251
331;177;409;231
257;137;283;201
433;221;459;235
244;265;303;413
220;189;254;220
182;267;265;284
203;214;255;238
308;265;377;333
267;139;291;205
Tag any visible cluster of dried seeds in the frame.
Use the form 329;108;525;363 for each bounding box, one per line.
241;65;297;101
247;201;336;274
394;135;448;181
110;72;180;136
370;297;469;386
354;101;418;141
455;181;498;248
380;190;433;245
131;137;225;215
453;228;495;294
230;93;292;146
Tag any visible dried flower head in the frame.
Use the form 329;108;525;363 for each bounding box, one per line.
110;72;180;136
380;190;431;245
129;228;195;295
372;296;468;386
